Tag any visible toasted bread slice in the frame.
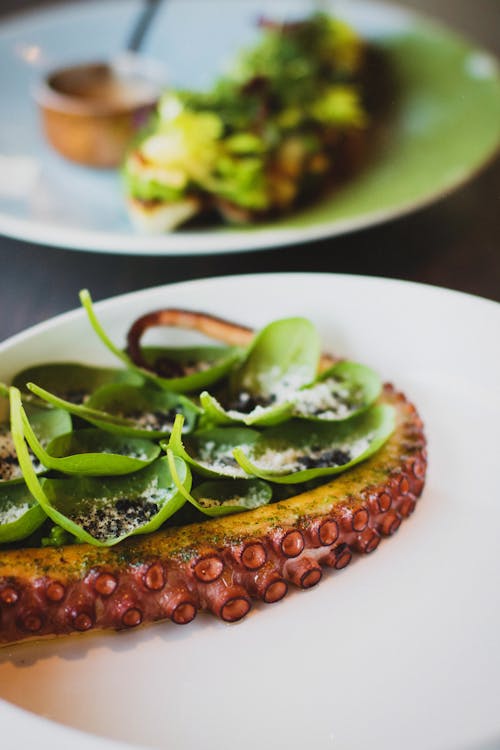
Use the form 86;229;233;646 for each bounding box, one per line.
127;195;201;233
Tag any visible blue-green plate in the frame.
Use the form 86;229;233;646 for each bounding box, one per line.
0;0;498;255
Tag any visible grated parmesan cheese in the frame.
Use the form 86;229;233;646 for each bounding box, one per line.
115;409;178;432
0;428;23;481
70;479;167;541
196;440;249;478
293;377;362;420
251;435;372;474
197;483;263;508
0;501;30;525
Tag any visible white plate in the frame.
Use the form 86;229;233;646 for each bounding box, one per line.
0;273;499;750
0;0;499;255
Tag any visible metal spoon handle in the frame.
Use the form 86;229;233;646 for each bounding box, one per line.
127;0;162;53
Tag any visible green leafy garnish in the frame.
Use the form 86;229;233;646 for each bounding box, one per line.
1;397;71;484
12;362;143;403
80;289;244;393
0;482;46;543
10;387;191;547
165;413;259;478
201;317;320;426
27;381;200;438
23;417;161;476
167;448;271;516
233;404;395;484
293;361;382;421
3;293;398;552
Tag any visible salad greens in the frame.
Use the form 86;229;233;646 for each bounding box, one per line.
200;317;320;426
10;388;190;547
292;360;382;421
0;482;46;543
23;421;161;477
27;381;201;438
123;12;369;231
1;291;394;549
0;394;71;484
12;362;143;404
233;405;395;484
166;415;260;479
80;289;244;394
167;449;272;517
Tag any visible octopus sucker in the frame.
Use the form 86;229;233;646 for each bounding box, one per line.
316;518;340;547
399;496;417;518
373;491;392;513
272;528;305;559
324;544;353;570
379;510;401;537
19;612;43;634
93;572;118;597
220;594;252;623
262;579;288;604
159;587;198;624
0;587;18;606
192;553;225;583
354;528;381;554
202;579;252;622
284;557;323;589
45;580;66;602
342;506;370;534
247;566;289;603
236;541;268;571
171;601;197;625
0;383;426;646
143;562;166;591
122;607;143;628
72;611;94;632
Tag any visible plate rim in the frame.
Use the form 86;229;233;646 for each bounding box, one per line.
1;270;499;355
0;271;499;750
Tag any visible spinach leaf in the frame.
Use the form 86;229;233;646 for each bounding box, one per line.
200;317;320;426
23;417;160;476
10;387;192;547
166;413;259;478
0;482;46;543
233;404;395;483
167;448;271;516
1;396;71;484
293;360;381;421
80;289;244;393
12;362;143;404
27;382;200;438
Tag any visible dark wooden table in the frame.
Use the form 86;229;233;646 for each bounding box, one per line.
0;0;498;344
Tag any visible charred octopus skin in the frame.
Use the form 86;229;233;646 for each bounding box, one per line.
125;307;335;374
0;384;426;645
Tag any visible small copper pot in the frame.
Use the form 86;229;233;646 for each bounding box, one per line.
35;60;161;168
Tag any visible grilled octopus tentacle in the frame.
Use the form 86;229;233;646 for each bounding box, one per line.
126;309;255;371
126;309;335;372
0;384;426;646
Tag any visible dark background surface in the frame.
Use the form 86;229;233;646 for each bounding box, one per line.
0;0;498;343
